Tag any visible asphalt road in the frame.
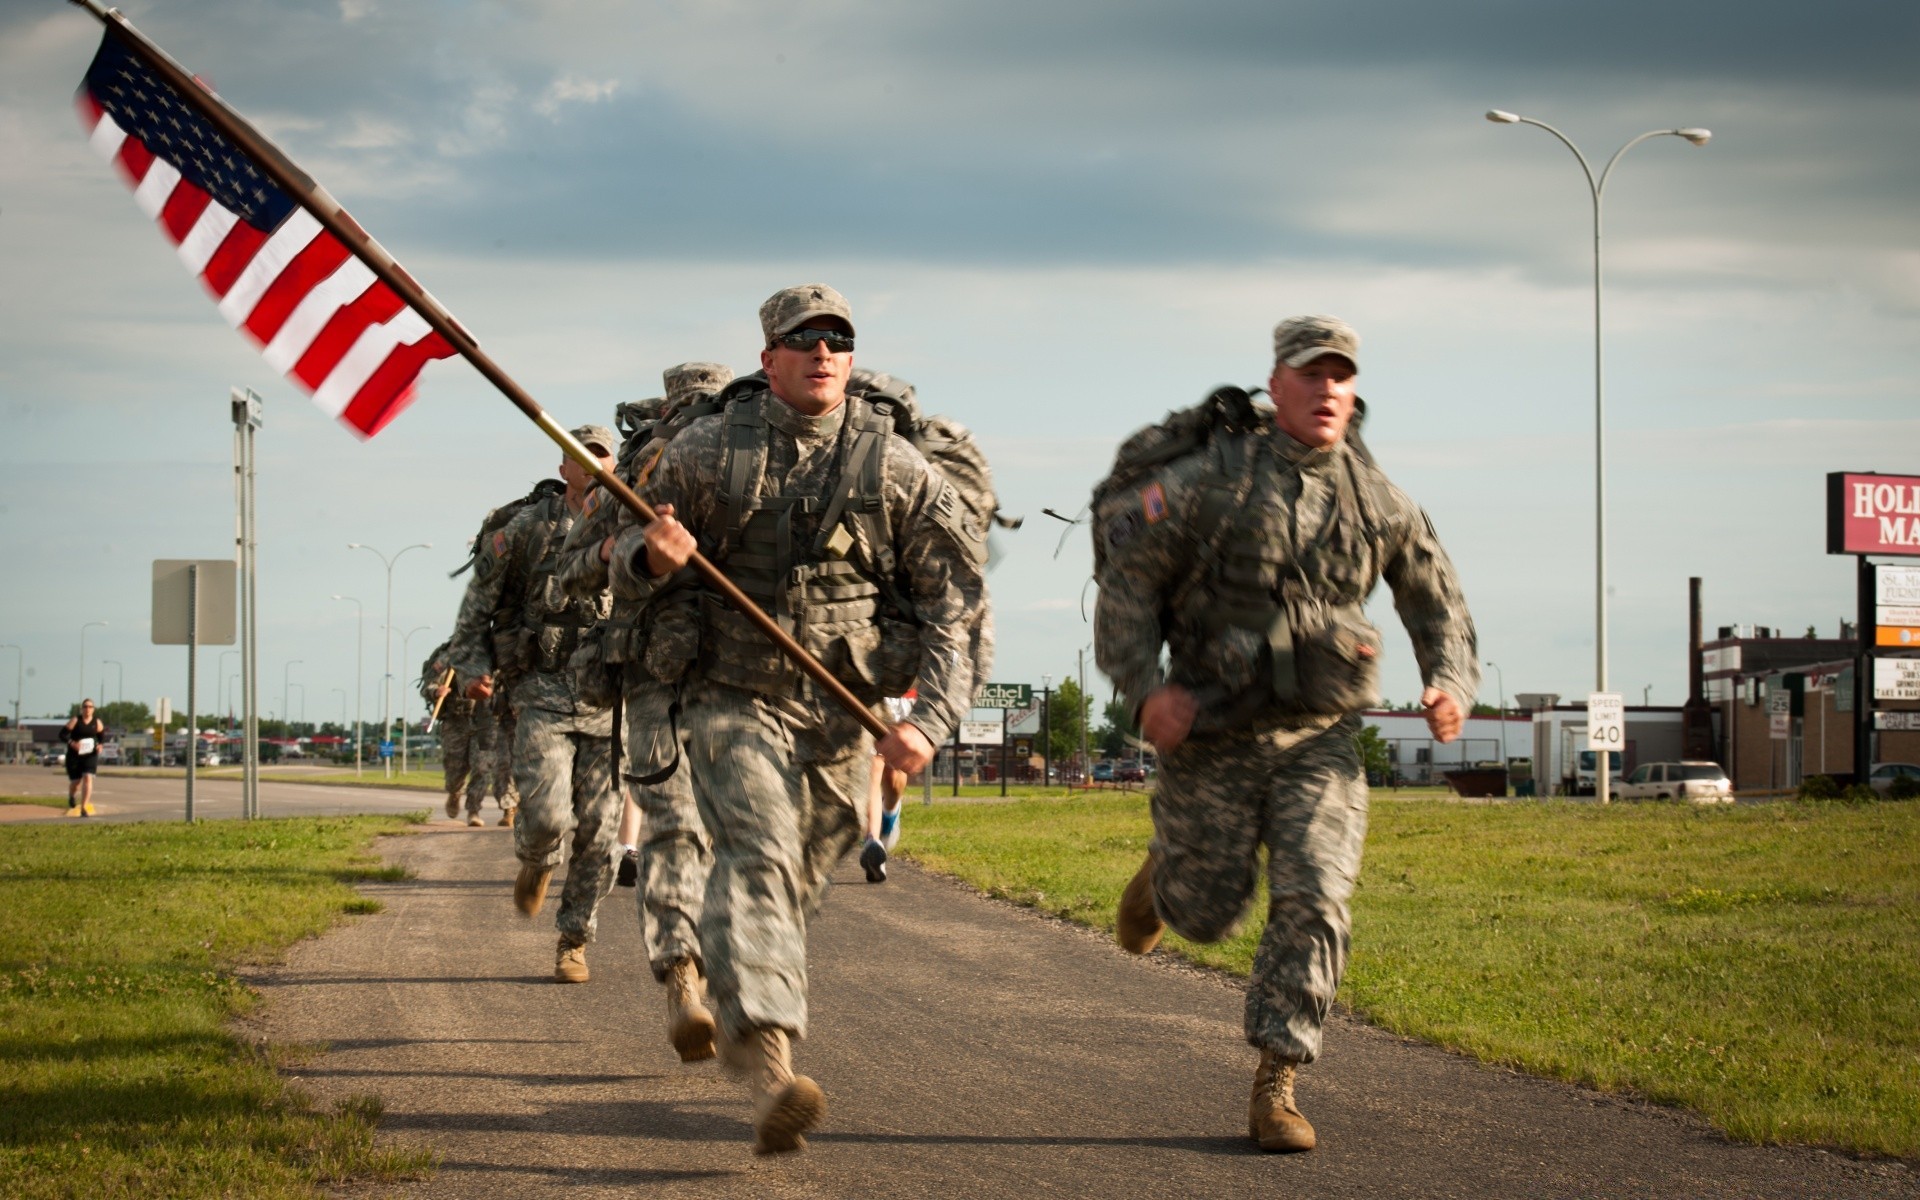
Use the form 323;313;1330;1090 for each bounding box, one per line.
0;762;435;823
235;826;1916;1200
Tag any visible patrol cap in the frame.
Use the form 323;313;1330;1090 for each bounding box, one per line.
1272;315;1360;370
663;362;734;405
759;284;855;345
570;424;616;456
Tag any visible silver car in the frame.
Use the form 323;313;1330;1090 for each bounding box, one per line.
1867;762;1920;798
1616;761;1732;803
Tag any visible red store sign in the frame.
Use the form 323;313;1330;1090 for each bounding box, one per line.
1828;472;1920;557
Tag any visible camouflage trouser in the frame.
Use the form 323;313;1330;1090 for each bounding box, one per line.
1148;713;1368;1064
492;701;520;811
683;683;869;1041
625;680;710;980
440;712;490;816
512;704;619;946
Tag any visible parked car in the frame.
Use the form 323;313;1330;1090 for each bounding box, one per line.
1615;761;1732;803
1867;762;1920;798
39;748;64;767
1116;763;1147;783
1091;761;1114;782
198;750;222;767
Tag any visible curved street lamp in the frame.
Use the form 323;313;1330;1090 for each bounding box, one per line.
331;594;366;774
347;543;431;777
79;620;108;706
1485;659;1508;767
398;624;432;774
1485;110;1710;803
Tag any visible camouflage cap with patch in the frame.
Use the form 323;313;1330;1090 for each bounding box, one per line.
1272;314;1361;370
759;283;855;345
662;362;734;405
570;423;616;456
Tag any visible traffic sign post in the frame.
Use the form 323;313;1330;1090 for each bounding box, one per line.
1587;692;1623;804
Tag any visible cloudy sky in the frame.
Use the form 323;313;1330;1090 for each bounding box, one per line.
2;0;1915;731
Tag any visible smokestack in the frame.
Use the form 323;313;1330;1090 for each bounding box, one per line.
1689;577;1704;704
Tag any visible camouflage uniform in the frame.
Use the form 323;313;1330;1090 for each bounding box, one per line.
604;294;989;1043
1093;319;1477;1066
558;362;733;980
490;694;519;814
422;642;489;817
449;450;620;948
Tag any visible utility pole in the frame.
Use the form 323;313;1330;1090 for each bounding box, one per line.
232;387;262;819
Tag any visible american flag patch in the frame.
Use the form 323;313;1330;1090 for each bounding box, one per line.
491;531;509;557
1140;481;1168;524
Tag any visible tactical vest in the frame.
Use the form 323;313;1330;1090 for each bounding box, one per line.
523;494;610;675
699;392;899;701
599;397;725;669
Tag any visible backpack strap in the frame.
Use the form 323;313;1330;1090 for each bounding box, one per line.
814;396;894;571
712;398;771;562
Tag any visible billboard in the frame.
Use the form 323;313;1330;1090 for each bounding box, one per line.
1827;473;1920;557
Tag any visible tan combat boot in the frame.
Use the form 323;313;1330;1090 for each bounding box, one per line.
498;805;515;828
664;958;718;1063
1115;852;1165;954
1248;1048;1316;1152
444;793;460;819
514;863;554;916
555;937;589;984
743;1027;825;1155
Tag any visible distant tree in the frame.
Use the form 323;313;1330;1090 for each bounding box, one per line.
1095;697;1133;757
1470;702;1502;716
1355;725;1392;781
1046;675;1092;764
95;700;153;733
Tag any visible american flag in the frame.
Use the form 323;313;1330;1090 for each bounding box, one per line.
76;31;456;438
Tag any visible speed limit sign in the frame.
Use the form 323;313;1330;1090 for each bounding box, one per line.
1586;693;1625;751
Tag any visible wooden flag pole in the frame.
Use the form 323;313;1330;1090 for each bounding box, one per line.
424;668;456;734
70;0;888;741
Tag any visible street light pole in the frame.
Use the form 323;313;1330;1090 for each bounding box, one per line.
1078;643;1092;788
348;543;431;778
398;624;431;775
102;660;123;704
1041;673;1052;791
79;620;107;707
331;595;366;775
0;645;21;763
217;650;238;721
1486;659;1507;767
1485;109;1709;805
283;659;302;739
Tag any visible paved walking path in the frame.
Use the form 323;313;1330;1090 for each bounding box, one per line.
0;763;432;823
238;827;1915;1199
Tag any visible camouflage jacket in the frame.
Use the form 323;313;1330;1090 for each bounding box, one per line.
418;643;474;721
448;491;614;718
1093;420;1477;733
603;389;990;745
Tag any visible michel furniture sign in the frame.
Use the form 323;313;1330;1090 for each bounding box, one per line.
1827;472;1920;557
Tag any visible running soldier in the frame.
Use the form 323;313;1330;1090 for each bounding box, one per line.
1092;315;1478;1153
448;426;622;984
421;638;493;826
558;361;734;1064
608;284;989;1153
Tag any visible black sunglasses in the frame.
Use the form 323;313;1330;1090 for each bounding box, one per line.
772;328;854;353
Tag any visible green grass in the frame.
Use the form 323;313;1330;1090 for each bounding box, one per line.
0;795;69;809
902;794;1920;1158
0;815;434;1197
292;770;447;792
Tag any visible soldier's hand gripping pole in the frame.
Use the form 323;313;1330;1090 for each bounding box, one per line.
539;415;890;741
424;668;456;734
66;0;889;743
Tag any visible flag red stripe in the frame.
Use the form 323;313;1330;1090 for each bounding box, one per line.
158;179;212;245
116;136;154;187
200;220;270;299
289;282;406;389
242;230;352;345
337;331;456;438
76;91;104;126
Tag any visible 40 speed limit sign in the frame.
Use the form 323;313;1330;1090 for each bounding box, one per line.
1586;693;1625;751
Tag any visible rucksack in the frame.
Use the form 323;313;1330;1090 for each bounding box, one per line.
709;369;1010;701
449;477;567;579
1090;387;1386;588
